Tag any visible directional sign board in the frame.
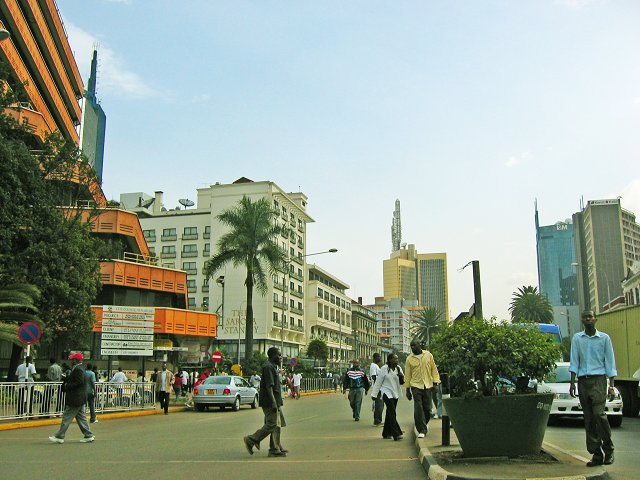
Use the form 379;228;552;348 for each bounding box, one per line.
101;306;155;356
18;322;42;345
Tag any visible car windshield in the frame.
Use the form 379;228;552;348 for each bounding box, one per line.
203;376;231;385
546;366;572;383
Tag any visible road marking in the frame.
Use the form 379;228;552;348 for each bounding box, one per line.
0;458;419;465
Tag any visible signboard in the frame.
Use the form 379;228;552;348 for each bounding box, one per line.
289;357;297;367
211;351;223;363
101;306;155;357
18;322;41;345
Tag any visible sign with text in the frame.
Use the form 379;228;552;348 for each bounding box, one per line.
101;306;155;357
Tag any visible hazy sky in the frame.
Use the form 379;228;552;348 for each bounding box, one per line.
57;0;640;320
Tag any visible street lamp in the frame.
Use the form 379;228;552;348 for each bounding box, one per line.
280;248;337;364
215;276;229;359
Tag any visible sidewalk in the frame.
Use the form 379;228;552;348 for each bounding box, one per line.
415;418;610;480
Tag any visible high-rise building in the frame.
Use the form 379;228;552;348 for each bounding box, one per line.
350;298;378;364
383;244;449;318
573;199;640;313
535;206;580;337
80;50;106;181
367;298;413;354
123;178;314;361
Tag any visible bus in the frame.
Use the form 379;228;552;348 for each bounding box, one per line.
534;323;563;344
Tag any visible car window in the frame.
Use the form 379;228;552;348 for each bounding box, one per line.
546;366;571;383
233;377;245;387
204;376;231;385
241;379;252;388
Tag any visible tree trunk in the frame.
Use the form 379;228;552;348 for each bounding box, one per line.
244;271;254;361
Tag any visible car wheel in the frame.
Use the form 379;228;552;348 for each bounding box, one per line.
195;403;205;412
251;395;258;409
232;396;241;411
608;415;622;428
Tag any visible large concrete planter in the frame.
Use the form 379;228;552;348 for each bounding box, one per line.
443;393;554;457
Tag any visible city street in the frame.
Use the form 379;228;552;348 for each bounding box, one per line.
0;392;425;480
544;416;640;480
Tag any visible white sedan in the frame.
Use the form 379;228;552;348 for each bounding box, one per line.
193;375;258;412
539;362;623;428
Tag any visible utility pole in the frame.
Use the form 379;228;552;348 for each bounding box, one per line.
472;260;483;320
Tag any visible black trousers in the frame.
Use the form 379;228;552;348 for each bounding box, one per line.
382;394;402;439
158;391;170;414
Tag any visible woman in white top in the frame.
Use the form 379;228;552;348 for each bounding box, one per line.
370;353;404;441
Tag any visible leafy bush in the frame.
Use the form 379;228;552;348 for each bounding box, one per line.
430;316;561;398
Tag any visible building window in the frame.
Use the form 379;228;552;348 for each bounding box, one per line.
182;262;197;274
183;227;198;240
161;228;177;241
202;297;209;311
143;229;156;241
318;304;323;318
161;245;176;258
318;288;323;297
148;247;155;255
204;225;211;239
182;244;198;257
273;312;278;322
187;279;196;293
188;297;196;308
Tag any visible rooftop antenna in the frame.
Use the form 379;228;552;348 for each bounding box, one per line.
178;198;195;209
391;199;402;252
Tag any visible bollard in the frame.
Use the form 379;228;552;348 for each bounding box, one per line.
441;393;450;446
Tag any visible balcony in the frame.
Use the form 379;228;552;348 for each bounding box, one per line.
273;301;287;310
290;289;304;299
298;224;304;233
202;285;209;293
292;325;304;332
291;307;304;315
291;256;303;265
181;251;198;258
184;268;197;275
145;236;156;243
273;282;288;292
290;272;303;282
182;234;199;240
161;252;176;259
203;232;211;239
161;235;177;241
297;240;304;248
187;286;197;293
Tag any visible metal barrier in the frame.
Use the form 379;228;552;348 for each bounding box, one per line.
301;377;334;392
0;381;157;421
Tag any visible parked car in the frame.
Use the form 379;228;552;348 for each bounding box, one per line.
192;375;258;412
539;362;623;428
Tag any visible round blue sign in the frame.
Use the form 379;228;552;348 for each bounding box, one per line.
289;357;297;367
18;322;42;345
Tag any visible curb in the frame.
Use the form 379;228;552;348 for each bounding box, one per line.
414;428;610;480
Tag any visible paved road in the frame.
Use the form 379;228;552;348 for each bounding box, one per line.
0;392;425;480
544;415;640;480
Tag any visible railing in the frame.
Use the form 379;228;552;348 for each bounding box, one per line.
301;377;334;392
0;381;157;421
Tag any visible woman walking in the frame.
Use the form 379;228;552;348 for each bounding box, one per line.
370;353;404;441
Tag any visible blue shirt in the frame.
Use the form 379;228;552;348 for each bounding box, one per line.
569;329;617;378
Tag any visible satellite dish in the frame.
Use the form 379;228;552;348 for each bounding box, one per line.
178;198;195;209
140;198;155;208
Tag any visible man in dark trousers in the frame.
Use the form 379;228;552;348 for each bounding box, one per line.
49;353;94;443
404;338;440;438
370;353;384;426
342;359;370;421
569;310;617;467
244;347;287;457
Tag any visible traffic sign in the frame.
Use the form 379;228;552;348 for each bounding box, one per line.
211;351;223;363
18;322;41;345
289;357;297;367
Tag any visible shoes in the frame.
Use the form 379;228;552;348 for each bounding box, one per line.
604;453;614;465
417;433;425;438
280;448;288;453
268;451;287;457
354;417;359;421
586;457;604;467
383;435;392;439
80;436;95;443
373;422;382;426
243;436;254;455
48;436;64;444
90;419;98;423
393;435;403;441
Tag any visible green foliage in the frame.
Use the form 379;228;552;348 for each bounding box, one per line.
241;352;268;377
203;196;288;360
0;283;41;344
430;316;561;398
509;286;553;324
411;306;442;346
306;338;329;365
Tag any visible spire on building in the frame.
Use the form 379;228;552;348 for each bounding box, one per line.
392;199;402;252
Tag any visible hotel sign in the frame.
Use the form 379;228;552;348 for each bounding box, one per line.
101;306;155;356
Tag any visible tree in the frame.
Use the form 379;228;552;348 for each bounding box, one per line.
203;196;288;360
411;306;442;346
306;338;329;366
0;283;41;344
509;286;553;324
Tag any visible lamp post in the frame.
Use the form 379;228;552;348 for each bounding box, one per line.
280;248;337;364
215;275;228;358
460;260;482;320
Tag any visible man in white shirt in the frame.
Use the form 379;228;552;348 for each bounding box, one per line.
370;353;384;426
16;356;37;416
110;367;127;406
155;362;175;414
292;372;302;399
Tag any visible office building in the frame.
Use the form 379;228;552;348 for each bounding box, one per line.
535;207;580;337
305;264;352;370
573;199;640;313
368;298;413;354
80;50;106;181
350;299;379;364
124;178;314;361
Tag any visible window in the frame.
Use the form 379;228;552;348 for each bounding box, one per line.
318;288;323;297
161;228;177;241
204;225;211;239
318;304;323;318
202;297;209;310
182;262;197;274
187;279;196;289
290;247;295;256
182;244;197;253
273;293;279;302
297;302;302;310
143;229;156;239
204;243;210;252
188;297;196;308
290;299;295;308
290;281;294;290
330;294;335;304
148;247;155;255
324;291;329;301
161;245;176;257
273;312;278;322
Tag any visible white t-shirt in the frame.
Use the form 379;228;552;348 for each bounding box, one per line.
369;362;381;380
371;365;404;399
16;363;37;383
111;371;127;384
293;373;302;387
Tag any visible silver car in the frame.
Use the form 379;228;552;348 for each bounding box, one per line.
193;375;258;412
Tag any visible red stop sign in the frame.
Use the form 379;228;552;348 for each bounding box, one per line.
211;351;223;363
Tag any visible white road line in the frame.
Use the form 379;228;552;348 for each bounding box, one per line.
0;458;419;465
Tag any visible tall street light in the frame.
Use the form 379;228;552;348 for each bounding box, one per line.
280;248;337;362
215;276;227;360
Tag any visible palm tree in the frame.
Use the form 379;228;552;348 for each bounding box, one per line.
509;286;553;324
411;306;442;346
0;283;41;344
306;338;329;366
203;196;288;360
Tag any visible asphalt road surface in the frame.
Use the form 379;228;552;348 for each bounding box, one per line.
0;392;425;480
544;415;640;480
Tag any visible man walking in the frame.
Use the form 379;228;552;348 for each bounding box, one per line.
342;360;370;421
244;347;287;457
48;353;94;444
370;353;384;426
155;362;175;415
110;367;127;407
43;357;63;415
16;355;37;417
292;372;302;399
569;310;617;467
405;338;440;438
84;363;97;423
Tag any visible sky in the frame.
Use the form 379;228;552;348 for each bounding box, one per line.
57;0;640;321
